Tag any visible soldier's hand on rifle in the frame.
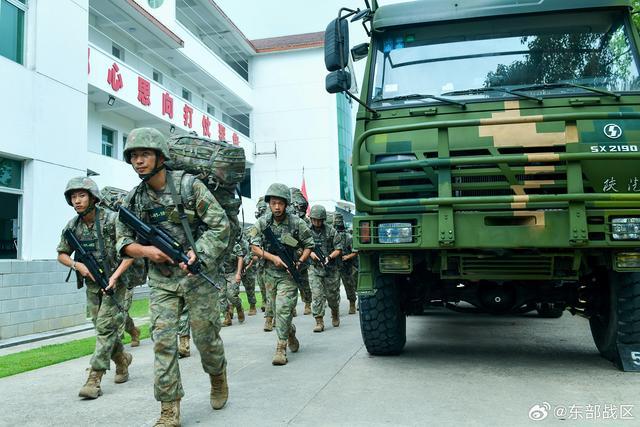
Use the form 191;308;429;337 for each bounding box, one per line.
310;252;320;263
342;255;348;262
272;255;287;270
76;262;96;282
179;249;197;275
105;276;118;293
145;246;174;264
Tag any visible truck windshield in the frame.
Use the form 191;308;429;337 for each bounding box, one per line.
370;9;640;107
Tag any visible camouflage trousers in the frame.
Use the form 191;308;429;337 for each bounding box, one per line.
178;305;190;337
298;269;312;304
339;265;357;302
86;286;126;371
264;270;298;341
117;288;137;338
243;269;257;305
309;270;341;318
219;273;242;312
256;266;267;310
149;276;226;402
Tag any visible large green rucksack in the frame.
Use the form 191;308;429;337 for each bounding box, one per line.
165;135;246;248
98;187;148;288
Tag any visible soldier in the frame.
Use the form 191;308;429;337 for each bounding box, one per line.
99;187;146;347
248;183;314;365
56;177;134;399
254;197;270;320
116;127;229;426
220;241;245;327
241;235;259;316
290;187;313;315
308;205;343;332
334;214;358;314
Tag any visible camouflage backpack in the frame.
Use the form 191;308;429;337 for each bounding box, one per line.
99;186;148;288
164;135;246;247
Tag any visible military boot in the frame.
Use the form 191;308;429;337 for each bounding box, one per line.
303;302;311;315
313;317;324;333
248;304;257;316
78;369;105;399
237;306;245;323
209;367;229;410
154;400;180;427
113;351;133;383
331;309;340;327
272;340;288;366
288;325;299;353
292;307;297;317
349;300;356;315
228;305;234;320
261;306;265;312
178;336;190;358
222;310;232;327
263;316;273;332
130;326;141;347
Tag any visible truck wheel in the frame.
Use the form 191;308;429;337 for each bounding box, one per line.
589;271;640;366
359;275;406;355
536;303;565;318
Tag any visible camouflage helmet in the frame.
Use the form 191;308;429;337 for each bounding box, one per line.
326;212;335;227
309;205;327;220
289;187;308;207
264;183;291;205
123;127;170;164
64;177;100;206
99;186;128;211
333;212;345;228
255;196;267;218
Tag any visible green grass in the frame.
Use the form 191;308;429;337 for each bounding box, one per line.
0;291;265;378
0;325;151;379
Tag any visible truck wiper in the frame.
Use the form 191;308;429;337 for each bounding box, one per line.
513;82;621;100
441;87;542;103
373;93;466;109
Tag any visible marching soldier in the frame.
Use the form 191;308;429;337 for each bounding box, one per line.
290;187;313;315
56;177;133;399
308;205;343;332
334;214;358;314
116;127;230;426
248;183;314;365
220;241;245;326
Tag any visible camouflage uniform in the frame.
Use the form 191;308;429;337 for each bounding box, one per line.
117;129;229;406
58;207;125;372
309;221;343;320
254;198;269;314
248;184;314;363
335;215;357;308
220;241;245;322
241;237;258;309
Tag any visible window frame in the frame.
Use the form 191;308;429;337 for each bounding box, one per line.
0;0;28;65
101;126;116;158
0;155;24;260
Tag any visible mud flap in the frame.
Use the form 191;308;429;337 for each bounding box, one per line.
617;344;640;372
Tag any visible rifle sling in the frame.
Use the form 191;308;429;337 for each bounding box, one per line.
166;173;200;259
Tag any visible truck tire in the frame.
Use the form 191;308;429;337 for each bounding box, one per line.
359;275;406;355
589;271;640;366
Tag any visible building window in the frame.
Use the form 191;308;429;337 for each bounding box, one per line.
0;156;23;259
0;0;27;65
182;88;191;102
112;43;124;61
101;127;115;157
222;112;250;137
239;168;251;198
153;69;163;84
207;104;215;116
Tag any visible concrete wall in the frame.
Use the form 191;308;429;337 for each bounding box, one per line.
0;261;85;340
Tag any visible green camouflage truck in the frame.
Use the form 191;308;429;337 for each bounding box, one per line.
324;0;640;371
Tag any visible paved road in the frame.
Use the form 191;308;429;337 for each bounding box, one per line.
1;297;639;426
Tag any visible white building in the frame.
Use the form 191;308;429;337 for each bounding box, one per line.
0;0;353;340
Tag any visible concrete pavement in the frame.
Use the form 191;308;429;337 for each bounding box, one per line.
1;296;639;426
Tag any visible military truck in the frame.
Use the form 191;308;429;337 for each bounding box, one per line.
324;0;640;370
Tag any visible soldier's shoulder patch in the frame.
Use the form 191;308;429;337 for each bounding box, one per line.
197;200;210;213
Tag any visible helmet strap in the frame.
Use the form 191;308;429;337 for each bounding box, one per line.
139;155;166;182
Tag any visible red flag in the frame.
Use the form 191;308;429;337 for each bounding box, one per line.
301;172;310;215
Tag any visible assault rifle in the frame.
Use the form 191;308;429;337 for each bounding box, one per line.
118;206;219;289
63;229;124;312
312;244;333;268
262;226;304;288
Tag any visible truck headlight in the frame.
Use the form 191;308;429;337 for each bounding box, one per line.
378;222;412;244
611;217;640;240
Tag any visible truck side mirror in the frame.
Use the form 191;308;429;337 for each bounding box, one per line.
351;43;369;62
324;18;350;71
326;70;352;94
